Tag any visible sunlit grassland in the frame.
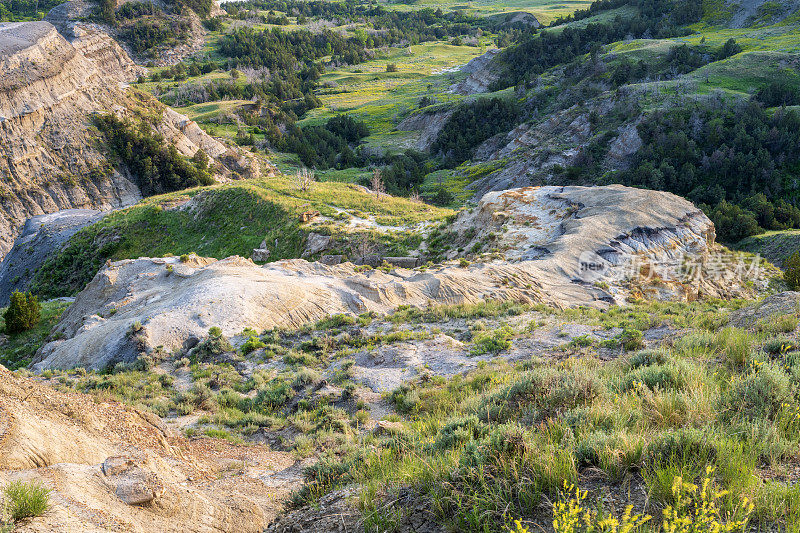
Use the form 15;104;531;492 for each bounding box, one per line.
381;0;591;25
299;39;494;152
25;174;454;298
684;21;800;51
286;299;800;531
422;159;509;205
737;229;800;268
599;17;800;106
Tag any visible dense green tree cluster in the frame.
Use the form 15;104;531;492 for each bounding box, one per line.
368;150;434;195
785;251;800;289
271;116;370;169
116;1;162;20
3;292;40;334
615;103;800;241
150;60;217;83
431;98;520;167
0;0;62;20
94;115;215;196
753;78;800;107
176;0;212;18
118;18;191;55
491;0;701;90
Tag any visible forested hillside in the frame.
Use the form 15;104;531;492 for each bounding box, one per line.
422;0;800;242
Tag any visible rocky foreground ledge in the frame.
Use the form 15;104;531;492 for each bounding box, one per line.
34;185;769;371
0;365;295;532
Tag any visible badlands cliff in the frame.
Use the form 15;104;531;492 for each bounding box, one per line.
0;21;248;259
33;185;767;371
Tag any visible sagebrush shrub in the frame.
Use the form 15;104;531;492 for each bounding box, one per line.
628;349;668;369
723;362;793;421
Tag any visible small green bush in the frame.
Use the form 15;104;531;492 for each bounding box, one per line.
763;336;797;355
471;324;514;355
3;292;41;334
431;415;490;451
620;362;687;392
785;251;800;290
478;368;599;423
723;362;793;421
628;349;668;368
241;335;266;355
3;480;50;521
315;314;356;331
193;334;234;362
619;328;645;351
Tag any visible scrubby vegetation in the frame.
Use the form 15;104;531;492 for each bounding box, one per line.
94;114;214;196
21;294;798;531
283;301;800;532
2;480;50;521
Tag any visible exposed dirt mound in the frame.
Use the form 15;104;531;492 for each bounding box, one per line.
0;365;299;532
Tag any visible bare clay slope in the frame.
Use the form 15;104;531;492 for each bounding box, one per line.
33;185;767;371
0;365;297;532
0;21;249;260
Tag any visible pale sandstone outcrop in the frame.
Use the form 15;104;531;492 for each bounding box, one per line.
0;365;297;532
33;185;768;371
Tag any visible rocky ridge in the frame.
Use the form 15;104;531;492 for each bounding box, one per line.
32;185;768;371
449;48;501;95
0;21;259;260
45;0;213;66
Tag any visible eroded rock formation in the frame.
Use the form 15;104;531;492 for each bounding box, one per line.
0;21;256;259
33;186;769;371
